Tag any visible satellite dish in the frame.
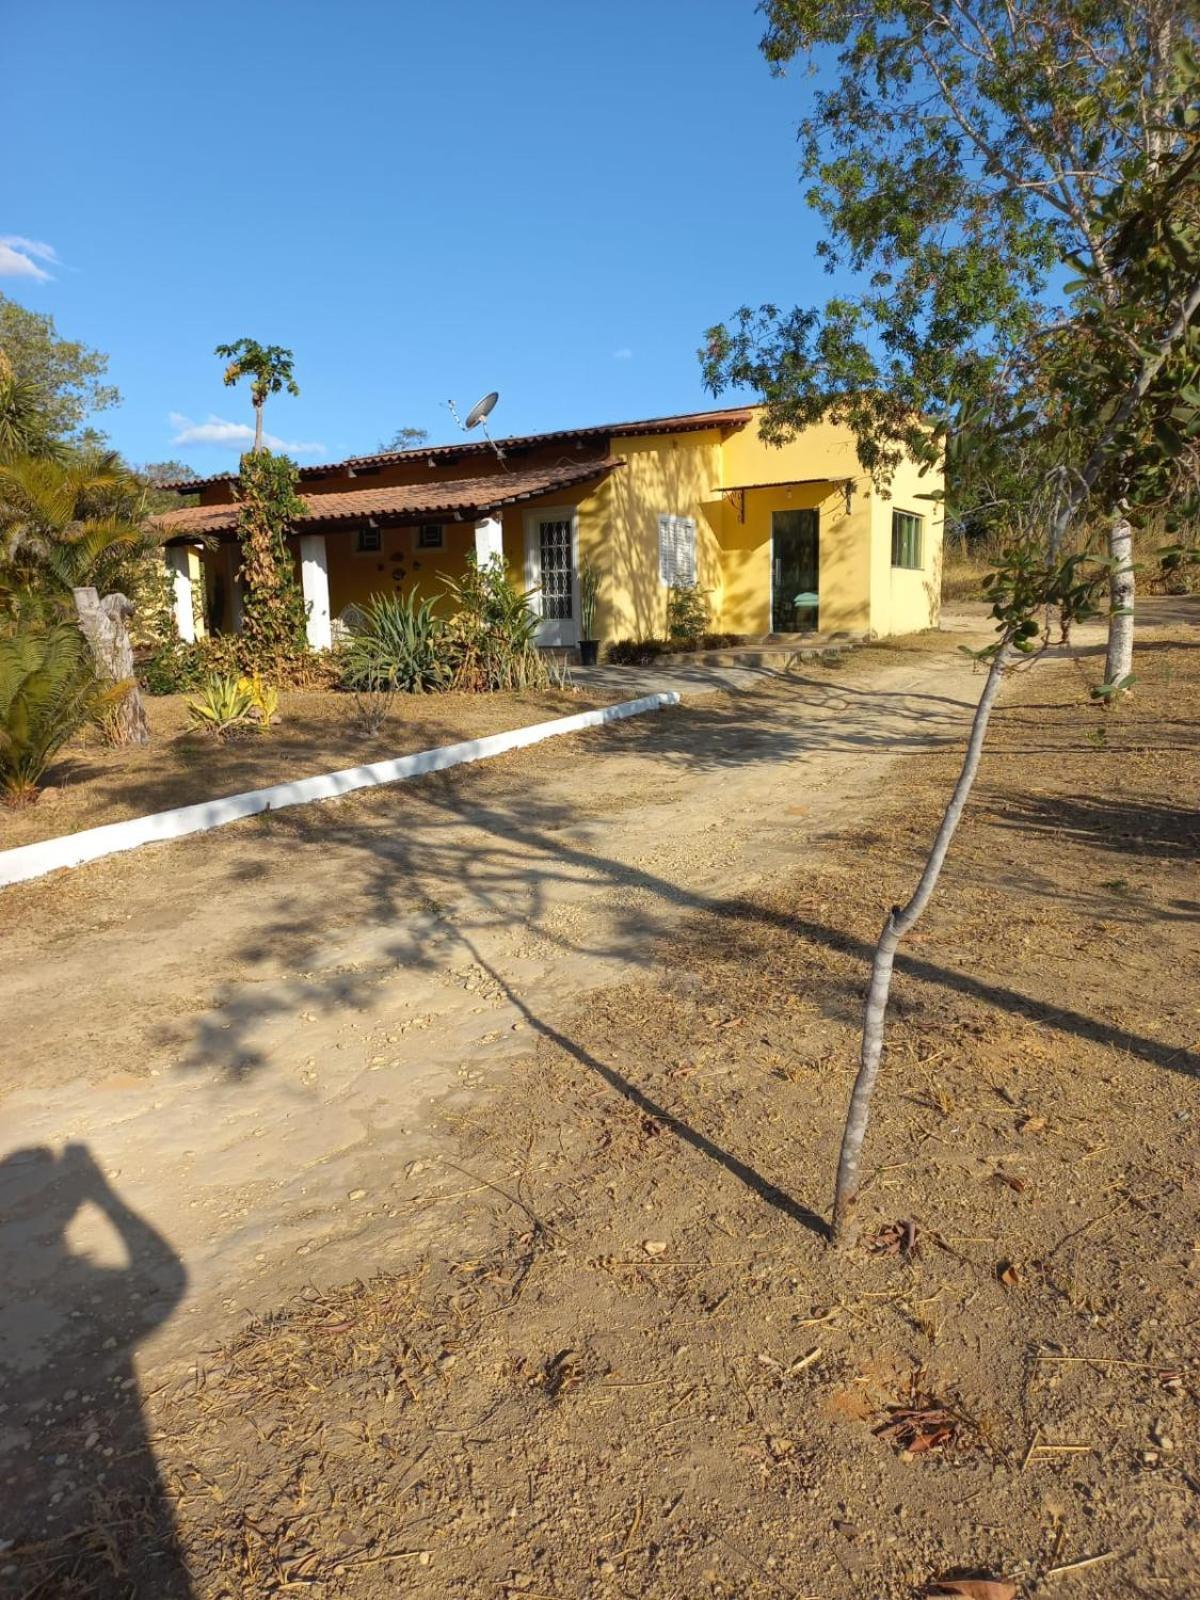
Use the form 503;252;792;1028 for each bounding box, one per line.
464;391;499;429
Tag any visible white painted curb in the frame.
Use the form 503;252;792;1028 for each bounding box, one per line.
0;692;681;889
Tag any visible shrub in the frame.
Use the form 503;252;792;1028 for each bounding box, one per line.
340;592;449;694
606;638;670;665
442;555;549;692
186;673;255;736
579;558;601;640
141;633;238;694
238;673;279;727
0;623;125;804
666;583;710;645
350;665;397;735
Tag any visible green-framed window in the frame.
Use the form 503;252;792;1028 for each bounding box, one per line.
891;510;923;569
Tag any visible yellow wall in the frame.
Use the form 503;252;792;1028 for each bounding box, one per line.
309;521;479;617
204;409;943;644
867;453;944;637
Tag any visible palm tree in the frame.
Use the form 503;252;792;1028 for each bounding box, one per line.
214;339;300;452
0;351;64;464
0;455;155;744
0;623;126;804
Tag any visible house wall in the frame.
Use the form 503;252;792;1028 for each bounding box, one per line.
194;410;943;645
308;521;480;618
867;453;944;637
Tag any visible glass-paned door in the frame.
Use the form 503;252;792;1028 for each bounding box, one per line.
524;510;578;646
771;509;819;632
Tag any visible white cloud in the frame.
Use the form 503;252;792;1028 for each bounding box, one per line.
0;236;61;282
169;411;326;456
612;347;634;361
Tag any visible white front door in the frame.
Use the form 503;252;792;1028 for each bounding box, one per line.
524;508;578;647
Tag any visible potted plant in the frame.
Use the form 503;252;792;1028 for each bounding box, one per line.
578;558;601;665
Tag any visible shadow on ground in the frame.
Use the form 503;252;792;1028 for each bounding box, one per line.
0;1144;189;1598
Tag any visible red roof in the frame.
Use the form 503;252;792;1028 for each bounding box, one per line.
154;456;623;538
161;407;752;491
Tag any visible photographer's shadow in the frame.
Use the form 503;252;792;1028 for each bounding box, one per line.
0;1143;191;1598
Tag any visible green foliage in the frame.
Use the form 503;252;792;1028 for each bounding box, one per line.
141;633;241;695
702;3;1200;513
441;555;549;692
578;558;601;640
0;622;120;803
378;426;429;453
216;338;299;448
0;357;64;464
0;294;119;443
607;630;747;664
0;454;162;627
234;449;310;676
340;592;450;694
186;673;255;735
666;583;710;644
606;638;671;665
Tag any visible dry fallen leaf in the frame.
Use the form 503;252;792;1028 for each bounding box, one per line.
997;1260;1022;1287
995;1171;1027;1193
930;1581;1017;1600
642;1240;668;1257
1019;1115;1047;1133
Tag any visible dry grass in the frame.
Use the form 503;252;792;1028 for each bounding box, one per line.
0;685;614;850
7;627;1200;1599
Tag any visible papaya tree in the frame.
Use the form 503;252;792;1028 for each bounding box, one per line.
214;339;300;453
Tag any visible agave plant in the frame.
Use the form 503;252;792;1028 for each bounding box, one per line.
0;623;125;804
340;592;450;694
186;673;255;735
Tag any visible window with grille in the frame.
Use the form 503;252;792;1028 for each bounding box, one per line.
537;518;573;619
355;526;382;554
417;523;444;550
658;514;697;586
891;510;923;569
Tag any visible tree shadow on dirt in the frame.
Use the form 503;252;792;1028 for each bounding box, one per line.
989;791;1200;865
0;1144;190;1598
455;935;830;1240
174;731;1199;1099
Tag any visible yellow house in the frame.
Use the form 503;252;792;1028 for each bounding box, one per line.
155;406;942;652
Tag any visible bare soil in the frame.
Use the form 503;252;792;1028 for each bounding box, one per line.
2;610;1198;1599
0;686;614;850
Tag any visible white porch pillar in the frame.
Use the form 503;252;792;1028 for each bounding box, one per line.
474;515;504;566
299;534;332;650
166;547;195;643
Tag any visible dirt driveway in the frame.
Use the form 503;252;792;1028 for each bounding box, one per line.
0;632;995;1388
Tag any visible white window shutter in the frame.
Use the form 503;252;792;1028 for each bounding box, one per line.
658;514;674;584
659;514;697;586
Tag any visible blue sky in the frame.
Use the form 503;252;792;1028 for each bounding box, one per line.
4;0;832;469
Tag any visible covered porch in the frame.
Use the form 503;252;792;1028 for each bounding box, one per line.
155;457;622;650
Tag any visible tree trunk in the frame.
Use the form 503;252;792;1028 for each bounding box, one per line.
1103;512;1135;693
253;402;264;452
73;586;150;746
831;640;1012;1247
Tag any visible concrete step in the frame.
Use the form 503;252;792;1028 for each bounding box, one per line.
657;635;862;669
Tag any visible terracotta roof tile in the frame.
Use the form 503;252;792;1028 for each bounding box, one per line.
154;456;623;538
161;407;751;491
